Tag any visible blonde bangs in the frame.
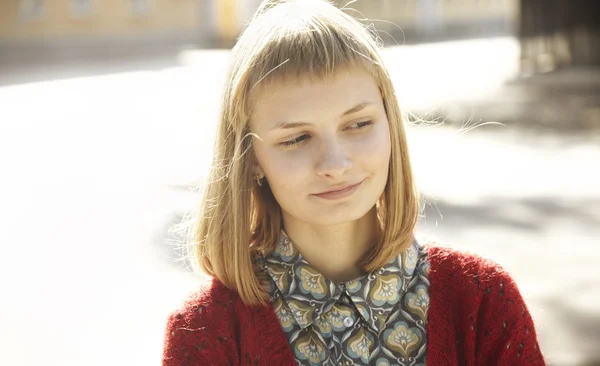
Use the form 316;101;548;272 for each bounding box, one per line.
185;0;419;306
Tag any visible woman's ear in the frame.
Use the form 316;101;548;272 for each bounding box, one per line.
250;148;265;179
253;164;265;179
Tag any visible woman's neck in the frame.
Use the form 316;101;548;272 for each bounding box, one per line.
281;207;380;283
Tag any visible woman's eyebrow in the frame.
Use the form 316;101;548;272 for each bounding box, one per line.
269;101;374;131
341;101;373;117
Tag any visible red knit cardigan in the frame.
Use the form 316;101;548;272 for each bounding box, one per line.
162;245;546;365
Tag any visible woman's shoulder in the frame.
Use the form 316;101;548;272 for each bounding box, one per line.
420;238;525;308
162;277;242;364
422;239;513;289
169;276;242;321
421;239;545;364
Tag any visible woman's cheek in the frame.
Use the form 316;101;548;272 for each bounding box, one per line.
352;129;390;161
265;149;310;187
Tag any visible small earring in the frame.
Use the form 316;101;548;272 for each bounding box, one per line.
256;174;263;187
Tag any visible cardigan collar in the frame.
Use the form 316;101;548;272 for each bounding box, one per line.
263;230;420;334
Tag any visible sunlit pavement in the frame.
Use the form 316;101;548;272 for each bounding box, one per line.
1;37;599;365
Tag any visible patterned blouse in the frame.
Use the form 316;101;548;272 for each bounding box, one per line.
257;231;431;366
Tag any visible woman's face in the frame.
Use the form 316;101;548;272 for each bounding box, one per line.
250;67;391;227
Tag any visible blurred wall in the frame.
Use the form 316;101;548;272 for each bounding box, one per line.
0;0;519;64
208;0;518;47
519;0;600;72
0;0;205;43
346;0;518;44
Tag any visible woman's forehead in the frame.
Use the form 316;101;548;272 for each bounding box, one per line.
251;66;378;103
253;61;375;88
249;68;382;130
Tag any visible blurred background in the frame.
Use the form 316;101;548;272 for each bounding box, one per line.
0;0;598;365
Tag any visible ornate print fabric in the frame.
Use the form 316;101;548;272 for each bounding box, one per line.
258;231;431;366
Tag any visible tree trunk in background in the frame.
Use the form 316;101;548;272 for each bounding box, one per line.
519;0;600;74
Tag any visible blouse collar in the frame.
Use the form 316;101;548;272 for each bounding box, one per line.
263;230;421;334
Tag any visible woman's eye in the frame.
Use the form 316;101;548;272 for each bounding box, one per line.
279;134;309;148
277;121;371;148
348;120;373;130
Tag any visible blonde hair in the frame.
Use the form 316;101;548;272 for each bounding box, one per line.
182;0;419;306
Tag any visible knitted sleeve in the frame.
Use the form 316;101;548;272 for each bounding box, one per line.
161;284;238;366
475;261;546;365
426;245;546;365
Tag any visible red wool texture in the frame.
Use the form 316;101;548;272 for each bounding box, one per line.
162;245;546;365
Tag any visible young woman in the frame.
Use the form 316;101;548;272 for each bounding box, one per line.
162;1;546;365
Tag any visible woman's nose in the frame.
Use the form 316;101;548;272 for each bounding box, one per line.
314;138;352;179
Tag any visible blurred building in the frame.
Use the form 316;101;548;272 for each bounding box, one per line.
211;0;519;46
0;0;517;64
0;0;214;64
519;0;600;73
0;0;212;43
346;0;518;44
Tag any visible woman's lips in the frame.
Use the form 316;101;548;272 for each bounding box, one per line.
312;180;363;200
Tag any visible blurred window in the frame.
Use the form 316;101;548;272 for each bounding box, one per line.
130;0;149;16
70;0;93;18
19;0;44;21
